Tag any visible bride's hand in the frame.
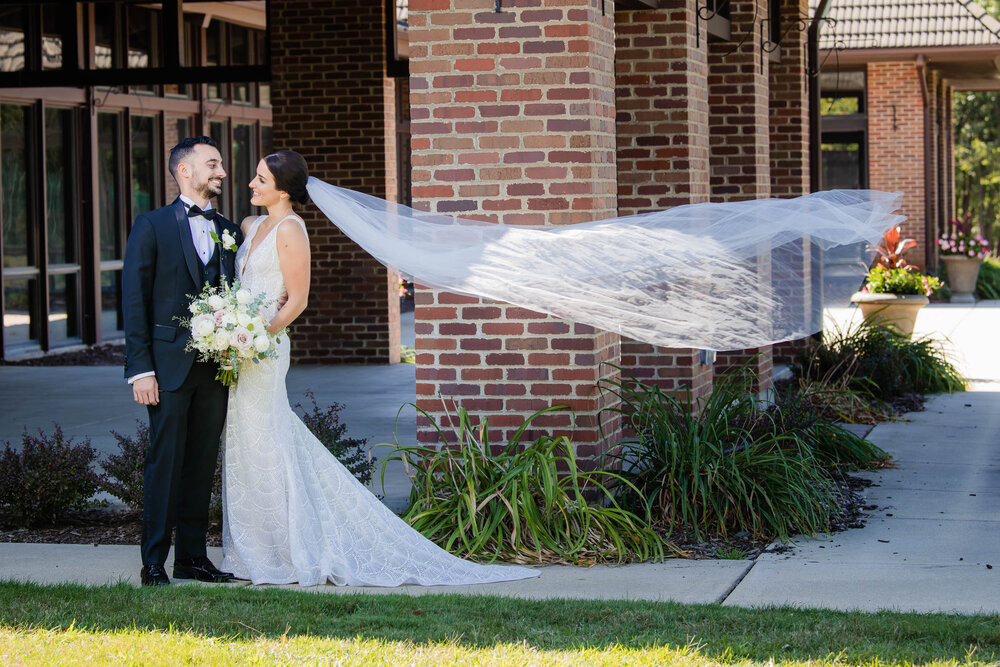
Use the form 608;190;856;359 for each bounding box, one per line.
276;292;288;310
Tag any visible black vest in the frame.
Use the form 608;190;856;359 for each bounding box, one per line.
199;247;223;287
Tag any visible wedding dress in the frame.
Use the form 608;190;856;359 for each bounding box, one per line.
220;214;539;587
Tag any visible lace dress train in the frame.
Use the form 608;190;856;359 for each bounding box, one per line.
220;215;539;587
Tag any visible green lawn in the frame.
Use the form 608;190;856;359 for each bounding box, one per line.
1;581;997;665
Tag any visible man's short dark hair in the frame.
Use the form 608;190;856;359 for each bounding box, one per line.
168;136;218;180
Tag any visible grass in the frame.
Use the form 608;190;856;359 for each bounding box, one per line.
1;581;998;665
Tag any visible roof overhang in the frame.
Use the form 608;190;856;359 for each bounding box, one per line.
819;46;1000;90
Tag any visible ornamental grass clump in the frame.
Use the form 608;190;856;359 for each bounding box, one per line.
0;426;103;528
599;369;853;543
384;405;667;565
799;320;966;402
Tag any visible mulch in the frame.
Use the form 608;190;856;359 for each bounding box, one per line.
0;509;222;547
0;344;125;367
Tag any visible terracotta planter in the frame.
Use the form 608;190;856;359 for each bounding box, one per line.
941;255;982;304
850;292;929;338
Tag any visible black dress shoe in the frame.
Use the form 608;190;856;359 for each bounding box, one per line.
141;564;170;586
173;556;235;583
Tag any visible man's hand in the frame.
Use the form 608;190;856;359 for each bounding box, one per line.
133;376;160;406
277;292;289;310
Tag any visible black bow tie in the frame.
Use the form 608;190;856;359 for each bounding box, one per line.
187;205;217;221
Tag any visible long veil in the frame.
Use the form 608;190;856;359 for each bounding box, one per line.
306;178;901;351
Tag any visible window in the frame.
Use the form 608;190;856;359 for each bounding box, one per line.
232;123;254;221
98;111;124;338
45;107;81;345
130;115;158;216
0;8;26;73
2;103;38;352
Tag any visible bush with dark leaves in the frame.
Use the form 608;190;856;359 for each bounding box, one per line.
295;391;373;486
100;391;372;513
0;426;103;527
99;421;150;511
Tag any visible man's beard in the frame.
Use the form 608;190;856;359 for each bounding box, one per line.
197;179;224;199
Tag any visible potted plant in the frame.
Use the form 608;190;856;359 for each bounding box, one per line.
851;226;941;337
937;215;991;304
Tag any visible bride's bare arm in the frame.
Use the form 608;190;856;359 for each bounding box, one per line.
268;218;310;333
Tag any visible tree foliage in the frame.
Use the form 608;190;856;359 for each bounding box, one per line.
953;0;1000;249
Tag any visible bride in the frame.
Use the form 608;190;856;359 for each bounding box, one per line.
220;150;539;587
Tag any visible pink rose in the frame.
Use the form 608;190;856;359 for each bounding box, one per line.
230;327;254;353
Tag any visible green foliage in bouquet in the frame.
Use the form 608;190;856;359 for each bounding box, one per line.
0;426;103;527
384;405;668;565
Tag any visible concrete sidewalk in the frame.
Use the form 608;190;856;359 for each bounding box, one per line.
1;304;998;614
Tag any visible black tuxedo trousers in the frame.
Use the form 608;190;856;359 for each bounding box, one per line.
121;199;243;566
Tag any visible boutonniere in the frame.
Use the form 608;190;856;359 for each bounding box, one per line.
211;230;239;253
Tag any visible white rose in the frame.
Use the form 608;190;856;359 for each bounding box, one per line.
207;294;227;311
237;311;253;327
188;302;200;314
236;289;253;305
222;231;237;248
212;332;231;351
219;309;238;326
230;327;254;352
253;335;272;353
191;314;216;338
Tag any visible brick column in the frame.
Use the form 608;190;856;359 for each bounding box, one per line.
708;0;773;391
868;62;926;266
408;0;621;460
270;0;400;363
768;0;812;367
614;1;713;404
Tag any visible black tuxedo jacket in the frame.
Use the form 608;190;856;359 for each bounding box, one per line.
122;198;243;392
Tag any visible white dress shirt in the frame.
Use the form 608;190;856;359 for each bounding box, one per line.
128;196;218;385
180;194;217;265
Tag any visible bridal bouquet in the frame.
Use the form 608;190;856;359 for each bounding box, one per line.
179;281;282;386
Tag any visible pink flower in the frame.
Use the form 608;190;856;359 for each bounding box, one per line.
229;327;254;353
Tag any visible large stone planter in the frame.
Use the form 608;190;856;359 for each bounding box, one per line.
941;255;982;304
850;292;929;338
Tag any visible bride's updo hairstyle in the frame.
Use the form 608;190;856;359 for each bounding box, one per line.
264;149;310;205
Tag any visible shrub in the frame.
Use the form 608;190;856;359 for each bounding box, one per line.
99;421;149;510
385;405;667;565
600;369;850;543
295;391;373;486
798;321;966;402
101;392;372;513
0;426;103;527
977;256;1000;299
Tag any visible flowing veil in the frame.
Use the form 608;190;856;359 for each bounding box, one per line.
306;178;902;351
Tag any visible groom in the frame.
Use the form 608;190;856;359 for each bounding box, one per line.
122;136;242;586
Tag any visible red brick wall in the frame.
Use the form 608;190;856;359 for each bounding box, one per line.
614;2;714;405
708;0;773;392
270;0;400;363
408;0;622;458
768;0;812;367
867;62;926;268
